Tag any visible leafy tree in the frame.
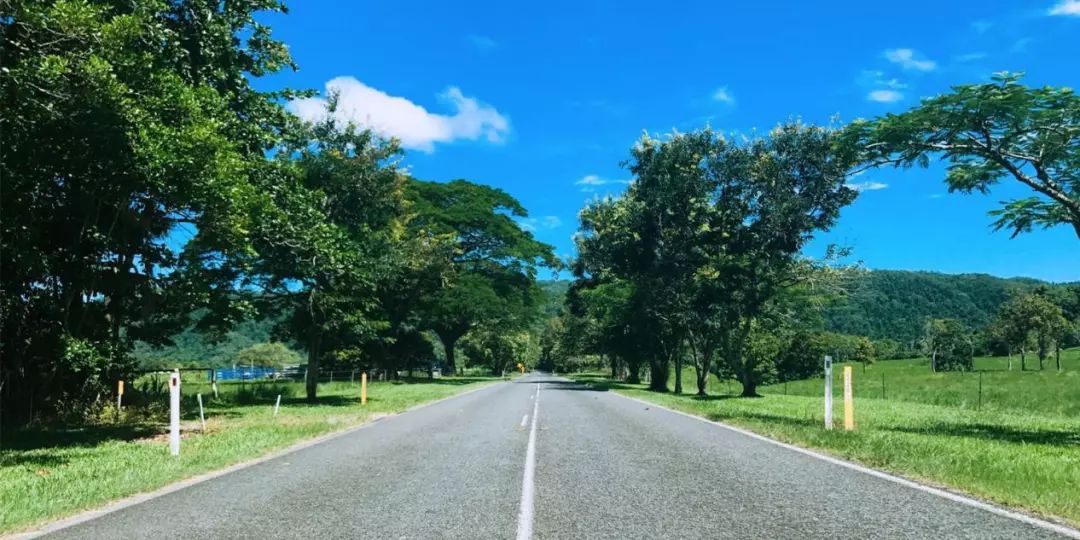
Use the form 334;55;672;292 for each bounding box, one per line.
923;319;973;372
235;342;303;369
995;292;1069;371
406;179;555;375
846;72;1080;238
851;337;875;372
1;0;298;424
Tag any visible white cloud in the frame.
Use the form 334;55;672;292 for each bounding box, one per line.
1049;0;1080;16
518;216;562;231
289;76;510;153
971;20;993;33
542;216;563;229
576;174;630;191
955;52;988;62
867;90;903;103
467;34;498;51
1012;38;1033;53
712;87;735;104
846;181;889;192
883;48;937;71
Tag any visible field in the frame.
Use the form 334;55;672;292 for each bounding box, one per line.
574;348;1080;527
0;376;500;534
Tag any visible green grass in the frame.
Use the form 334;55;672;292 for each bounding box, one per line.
0;376;499;534
574;350;1080;527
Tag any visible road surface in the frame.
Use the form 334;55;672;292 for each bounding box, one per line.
37;374;1073;539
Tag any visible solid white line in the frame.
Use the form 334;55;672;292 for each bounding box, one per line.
610;391;1080;539
516;383;541;540
520;414;529;428
6;381;506;540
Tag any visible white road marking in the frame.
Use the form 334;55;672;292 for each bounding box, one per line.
516;383;541;540
612;392;1080;540
520;414;529;428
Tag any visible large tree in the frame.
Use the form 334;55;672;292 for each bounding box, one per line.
846;72;1080;238
405;179;555;375
1;0;299;423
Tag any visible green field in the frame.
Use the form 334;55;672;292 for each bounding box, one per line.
0;377;499;534
575;349;1080;527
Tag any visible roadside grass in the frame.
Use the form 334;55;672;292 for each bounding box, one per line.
0;377;499;535
571;366;1080;528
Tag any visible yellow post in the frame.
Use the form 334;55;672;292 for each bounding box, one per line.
361;372;367;405
843;366;854;431
118;380;124;397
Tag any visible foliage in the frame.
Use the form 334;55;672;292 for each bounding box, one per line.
234;342;303;369
845;72;1080;238
923;319;973;372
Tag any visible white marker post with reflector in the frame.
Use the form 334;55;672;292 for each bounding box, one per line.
169;369;181;456
824;356;834;430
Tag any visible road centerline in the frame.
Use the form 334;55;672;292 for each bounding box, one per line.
515;382;541;540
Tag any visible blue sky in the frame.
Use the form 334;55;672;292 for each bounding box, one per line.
257;0;1080;282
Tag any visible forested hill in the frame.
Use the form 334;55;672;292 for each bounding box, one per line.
822;270;1049;343
539;272;1061;345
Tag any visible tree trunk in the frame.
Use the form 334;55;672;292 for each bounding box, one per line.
1056;345;1061;371
627;357;641;384
673;353;683;394
739;369;758;397
648;360;668;392
1007;348;1013;371
444;339;458;377
1021;348;1026;371
610;354;618;379
305;326;321;402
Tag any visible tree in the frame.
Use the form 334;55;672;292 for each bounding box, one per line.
406;179;555;375
851;337;875;373
995;293;1069;371
923;319;973;372
846;72;1080;238
236;342;303;369
1;0;299;424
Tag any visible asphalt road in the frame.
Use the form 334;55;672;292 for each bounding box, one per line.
39;374;1074;539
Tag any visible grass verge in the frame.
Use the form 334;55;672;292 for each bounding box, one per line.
571;373;1080;528
0;377;499;534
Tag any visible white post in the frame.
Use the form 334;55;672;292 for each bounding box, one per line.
824;356;834;430
197;393;206;431
169;370;181;456
274;394;281;416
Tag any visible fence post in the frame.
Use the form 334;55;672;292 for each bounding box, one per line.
824;356;833;430
169;370;181;456
843;365;854;431
361;372;368;405
977;371;983;411
881;372;885;400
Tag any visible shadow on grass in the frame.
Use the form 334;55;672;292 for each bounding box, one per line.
888;423;1080;447
2;424;162;452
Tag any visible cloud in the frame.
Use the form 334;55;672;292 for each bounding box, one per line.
712;87;735;105
971;20;993;33
1011;38;1033;53
289;77;510;152
867;90;903;103
955;52;988;62
1049;0;1080;16
883;48;937;71
576;174;630;192
846;181;889;192
467;34;498;51
518;216;562;231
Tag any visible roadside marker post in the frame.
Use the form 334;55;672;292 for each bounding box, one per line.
361;372;367;405
274;394;281;416
824;356;833;430
197;393;206;431
211;371;218;400
116;380;124;421
169;370;181;456
843;366;854;431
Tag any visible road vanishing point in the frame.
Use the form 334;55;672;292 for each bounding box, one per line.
26;374;1079;539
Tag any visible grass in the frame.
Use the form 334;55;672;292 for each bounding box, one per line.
573;349;1080;528
0;376;501;534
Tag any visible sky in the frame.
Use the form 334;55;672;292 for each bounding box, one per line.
256;0;1080;282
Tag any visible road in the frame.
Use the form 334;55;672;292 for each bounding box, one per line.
38;374;1073;539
